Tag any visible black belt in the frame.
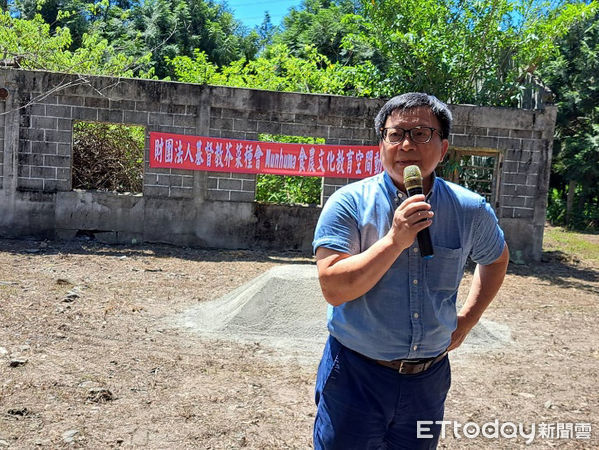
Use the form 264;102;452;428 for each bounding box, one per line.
354;349;448;375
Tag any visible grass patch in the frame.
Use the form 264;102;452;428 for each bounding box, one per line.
543;225;599;263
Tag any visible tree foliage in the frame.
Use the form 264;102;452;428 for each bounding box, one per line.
540;3;599;229
0;10;147;76
168;44;381;97
275;0;379;66
359;0;594;104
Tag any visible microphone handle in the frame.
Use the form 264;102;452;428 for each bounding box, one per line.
417;228;434;258
404;186;434;259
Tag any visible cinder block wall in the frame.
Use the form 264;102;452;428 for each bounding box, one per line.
0;68;556;260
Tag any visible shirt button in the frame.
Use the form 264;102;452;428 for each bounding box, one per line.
412;279;418;285
413;345;418;351
413;312;419;319
413;247;419;253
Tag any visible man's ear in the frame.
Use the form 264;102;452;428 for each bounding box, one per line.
440;139;449;163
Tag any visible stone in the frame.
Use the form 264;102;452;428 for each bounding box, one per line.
9;358;27;367
87;387;114;403
62;429;79;443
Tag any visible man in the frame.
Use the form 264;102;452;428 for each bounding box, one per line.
312;93;509;449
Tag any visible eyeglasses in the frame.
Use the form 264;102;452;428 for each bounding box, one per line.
380;126;441;144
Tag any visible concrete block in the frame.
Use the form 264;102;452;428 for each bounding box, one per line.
124;110;149;125
242;179;256;192
45;105;75;119
168;186;193;198
217;178;242;191
31;166;57;178
229;191;255;202
20;128;44;141
18;153;43;165
110;99;136;110
160;104;186;115
512;207;534;219
32;116;57;130
181;175;194;189
19;140;31;154
72;107;98;121
206;189;230;201
452;135;475;148
502;173;527;184
57;118;72;131
43;155;69;168
501;183;537;197
172;114;197;128
57;95;85;106
108;109;124;123
511;129;533;139
17;177;44;190
486;128;510;137
30;104;46;115
42;179;60;192
233;118;257;132
210;117;232;130
85;97;110;109
31;141;57;155
143;185;170;197
57;143;71;156
18;165;30;177
45;129;71;143
206;177;218;189
149;112;173;127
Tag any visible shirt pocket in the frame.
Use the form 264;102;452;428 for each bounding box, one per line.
425;246;464;292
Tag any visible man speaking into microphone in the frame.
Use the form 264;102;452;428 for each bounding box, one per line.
312;93;509;449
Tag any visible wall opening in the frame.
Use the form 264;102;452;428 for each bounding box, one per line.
72;121;145;194
440;148;502;207
255;133;325;206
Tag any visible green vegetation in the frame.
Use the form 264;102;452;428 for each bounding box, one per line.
256;134;325;205
540;6;599;231
72;121;145;193
544;226;599;263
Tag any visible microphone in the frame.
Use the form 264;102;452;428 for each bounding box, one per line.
403;165;434;259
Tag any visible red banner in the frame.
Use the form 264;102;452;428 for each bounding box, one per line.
149;132;381;179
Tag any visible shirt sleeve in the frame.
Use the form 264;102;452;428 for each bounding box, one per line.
469;199;505;265
312;189;360;256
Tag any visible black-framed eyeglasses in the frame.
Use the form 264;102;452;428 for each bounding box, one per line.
380;126;441;144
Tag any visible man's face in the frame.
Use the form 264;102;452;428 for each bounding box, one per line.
379;106;449;191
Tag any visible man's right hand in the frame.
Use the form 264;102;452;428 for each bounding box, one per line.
388;194;434;251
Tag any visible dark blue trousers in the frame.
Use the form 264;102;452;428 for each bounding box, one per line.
314;335;451;450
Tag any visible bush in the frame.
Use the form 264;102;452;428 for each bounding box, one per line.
72;122;145;193
255;134;324;205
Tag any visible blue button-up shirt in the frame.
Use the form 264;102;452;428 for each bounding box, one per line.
313;171;505;360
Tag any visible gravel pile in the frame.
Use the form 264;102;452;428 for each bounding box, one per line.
175;264;512;362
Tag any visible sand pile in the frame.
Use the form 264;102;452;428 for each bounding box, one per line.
175;264;512;361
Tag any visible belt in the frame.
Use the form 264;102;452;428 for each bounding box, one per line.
360;350;448;375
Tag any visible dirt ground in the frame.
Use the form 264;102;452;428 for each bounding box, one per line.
0;229;598;449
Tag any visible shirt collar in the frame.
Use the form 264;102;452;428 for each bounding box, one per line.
382;170;438;203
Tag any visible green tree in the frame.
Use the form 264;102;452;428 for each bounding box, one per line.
540;4;599;229
130;0;259;78
358;0;593;104
0;10;149;75
168;43;381;97
275;0;379;66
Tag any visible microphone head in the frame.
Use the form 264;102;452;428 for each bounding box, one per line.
403;165;423;191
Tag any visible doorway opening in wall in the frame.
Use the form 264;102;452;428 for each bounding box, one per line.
439;148;502;208
72;121;145;194
255;133;325;206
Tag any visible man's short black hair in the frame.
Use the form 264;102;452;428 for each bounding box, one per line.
374;93;452;142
